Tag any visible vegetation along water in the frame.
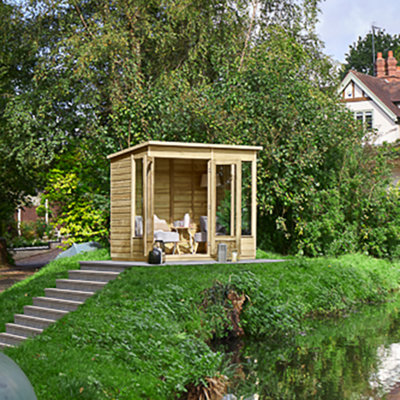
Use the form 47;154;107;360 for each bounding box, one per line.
2;250;400;399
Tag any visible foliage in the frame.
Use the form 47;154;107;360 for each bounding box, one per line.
4;220;54;249
341;30;400;78
43;150;109;245
1;0;398;258
4;252;400;398
0;1;40;233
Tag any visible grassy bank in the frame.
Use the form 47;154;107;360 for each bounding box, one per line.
3;252;400;399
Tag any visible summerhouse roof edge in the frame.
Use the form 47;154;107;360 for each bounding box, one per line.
107;141;263;160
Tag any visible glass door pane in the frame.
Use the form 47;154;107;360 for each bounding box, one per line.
143;156;154;256
216;164;235;236
241;161;252;236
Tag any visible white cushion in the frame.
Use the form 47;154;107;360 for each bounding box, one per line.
154;231;179;243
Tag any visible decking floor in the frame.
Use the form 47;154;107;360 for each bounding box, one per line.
82;258;285;267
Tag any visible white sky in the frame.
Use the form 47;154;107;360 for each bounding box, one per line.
316;0;400;63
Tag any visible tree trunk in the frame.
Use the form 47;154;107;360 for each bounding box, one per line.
0;237;9;266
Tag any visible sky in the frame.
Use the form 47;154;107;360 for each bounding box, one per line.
316;0;400;63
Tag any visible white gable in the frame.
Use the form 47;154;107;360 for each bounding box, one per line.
339;72;400;145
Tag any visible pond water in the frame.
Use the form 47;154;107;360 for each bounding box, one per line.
218;296;400;400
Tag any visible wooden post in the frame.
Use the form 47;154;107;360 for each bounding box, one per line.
251;158;257;240
143;155;148;258
230;164;235;236
210;159;216;257
236;161;242;257
130;154;136;256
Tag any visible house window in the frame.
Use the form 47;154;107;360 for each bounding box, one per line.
355;111;373;130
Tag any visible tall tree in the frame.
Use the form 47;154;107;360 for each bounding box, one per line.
0;1;39;233
341;30;400;78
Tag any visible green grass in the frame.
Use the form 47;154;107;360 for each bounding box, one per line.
2;252;400;399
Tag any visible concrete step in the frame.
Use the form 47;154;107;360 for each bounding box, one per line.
24;305;68;321
68;270;119;282
56;279;107;292
14;314;55;330
0;332;26;346
45;288;94;302
33;297;82;312
6;323;42;338
0;341;14;349
80;261;129;273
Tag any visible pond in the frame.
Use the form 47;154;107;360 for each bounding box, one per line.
218;296;400;399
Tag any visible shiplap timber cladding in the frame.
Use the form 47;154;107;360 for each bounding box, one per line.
110;156;132;260
108;141;262;262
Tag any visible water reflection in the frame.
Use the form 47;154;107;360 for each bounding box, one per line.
218;297;400;399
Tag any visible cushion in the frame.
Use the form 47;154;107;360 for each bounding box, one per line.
154;231;179;243
135;216;143;237
194;231;207;242
154;214;170;232
200;216;208;232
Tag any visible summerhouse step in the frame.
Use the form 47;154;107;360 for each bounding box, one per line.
0;332;26;346
14;314;55;330
56;279;107;292
24;305;68;320
45;288;94;302
68;270;119;282
6;323;42;338
80;261;129;273
33;296;82;311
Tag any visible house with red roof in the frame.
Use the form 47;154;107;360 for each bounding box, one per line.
339;51;400;145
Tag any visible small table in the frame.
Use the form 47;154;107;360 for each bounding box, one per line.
173;226;195;254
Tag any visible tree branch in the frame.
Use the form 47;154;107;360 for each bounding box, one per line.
72;1;95;40
238;1;259;72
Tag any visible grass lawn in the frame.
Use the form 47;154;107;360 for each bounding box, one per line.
2;251;400;399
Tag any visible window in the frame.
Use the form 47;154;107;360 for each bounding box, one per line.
241;161;252;236
216;164;236;236
134;159;143;237
355;111;373;131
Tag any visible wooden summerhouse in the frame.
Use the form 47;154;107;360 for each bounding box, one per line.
108;141;262;262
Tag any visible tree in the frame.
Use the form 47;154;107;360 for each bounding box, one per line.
0;1;39;234
341;30;400;78
6;0;399;257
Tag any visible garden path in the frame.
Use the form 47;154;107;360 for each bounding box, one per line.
0;249;62;292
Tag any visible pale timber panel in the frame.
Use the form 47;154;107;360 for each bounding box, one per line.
111;253;132;259
212;149;255;162
110;225;130;233
153;159;207;226
172;159;207;224
111;193;132;201
132;238;143;255
149;146;211;160
154;158;170;221
111;181;131;189
240;237;256;259
110;157;132;259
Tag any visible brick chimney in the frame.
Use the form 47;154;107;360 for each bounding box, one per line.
376;52;386;77
375;51;400;81
387;50;398;76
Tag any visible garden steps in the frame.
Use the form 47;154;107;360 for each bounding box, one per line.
33;296;83;311
14;314;55;329
55;278;107;292
23;305;69;320
5;323;42;338
44;288;94;302
0;260;130;350
68;270;120;282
